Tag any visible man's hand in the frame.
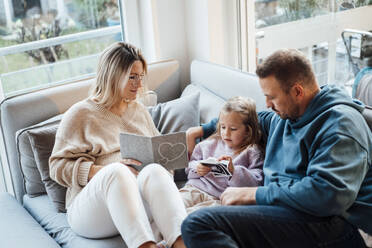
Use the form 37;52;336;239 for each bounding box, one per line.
220;187;257;205
196;163;212;176
186;126;203;157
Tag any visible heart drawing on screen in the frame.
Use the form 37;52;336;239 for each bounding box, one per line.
158;142;186;165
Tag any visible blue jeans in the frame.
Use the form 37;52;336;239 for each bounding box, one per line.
181;205;366;248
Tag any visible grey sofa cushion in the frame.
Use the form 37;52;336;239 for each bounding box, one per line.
28;123;67;213
16;115;63;197
16;130;46;197
23;194;127;248
181;84;225;124
149;92;200;134
0;193;60;248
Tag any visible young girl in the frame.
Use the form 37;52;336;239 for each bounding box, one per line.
180;96;264;213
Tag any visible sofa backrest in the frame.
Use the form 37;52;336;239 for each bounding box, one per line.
0;59;181;202
184;59;372;137
182;60;267;124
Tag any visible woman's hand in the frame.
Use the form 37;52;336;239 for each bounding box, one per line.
88;165;103;181
196;163;211;176
186;126;203;157
218;155;234;175
120;158;142;176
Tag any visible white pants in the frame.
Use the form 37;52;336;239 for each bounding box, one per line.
67;163;187;248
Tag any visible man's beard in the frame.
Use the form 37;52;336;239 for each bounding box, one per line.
275;105;300;121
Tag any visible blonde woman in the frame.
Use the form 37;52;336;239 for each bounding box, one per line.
50;42;187;248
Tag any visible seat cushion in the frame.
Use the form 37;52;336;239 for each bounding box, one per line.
23;194;127;248
0;192;60;248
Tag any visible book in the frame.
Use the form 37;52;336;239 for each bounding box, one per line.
120;132;188;171
200;157;232;177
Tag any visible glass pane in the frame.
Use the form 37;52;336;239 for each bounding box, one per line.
310;44;329;86
0;34;118;95
337;0;372;10
255;0;332;28
254;0;372;90
0;0;120;48
0;0;122;96
334;38;355;88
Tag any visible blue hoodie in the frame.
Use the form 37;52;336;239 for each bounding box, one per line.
202;85;372;234
256;85;372;234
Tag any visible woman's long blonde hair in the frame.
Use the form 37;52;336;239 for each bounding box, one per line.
211;96;263;154
90;42;147;108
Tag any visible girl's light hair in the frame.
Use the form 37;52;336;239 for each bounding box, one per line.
90;42;147;108
211;96;263;154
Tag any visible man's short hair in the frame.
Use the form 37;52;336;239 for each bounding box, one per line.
256;49;316;93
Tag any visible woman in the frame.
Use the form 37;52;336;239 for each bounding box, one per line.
49;42;187;248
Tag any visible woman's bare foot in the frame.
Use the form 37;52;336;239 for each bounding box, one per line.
139;241;157;248
172;236;186;248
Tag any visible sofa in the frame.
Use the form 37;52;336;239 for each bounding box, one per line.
0;59;371;247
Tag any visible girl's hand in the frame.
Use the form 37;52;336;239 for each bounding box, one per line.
196;163;212;176
120;158;142;176
218;155;234;175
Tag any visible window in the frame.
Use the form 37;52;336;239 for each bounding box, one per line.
0;0;125;98
240;0;372;88
0;0;127;193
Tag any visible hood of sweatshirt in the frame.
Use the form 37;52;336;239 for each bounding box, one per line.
291;84;364;129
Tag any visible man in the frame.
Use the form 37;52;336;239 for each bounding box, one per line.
182;49;372;248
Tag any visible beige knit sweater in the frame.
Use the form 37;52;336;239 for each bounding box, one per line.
49;98;160;208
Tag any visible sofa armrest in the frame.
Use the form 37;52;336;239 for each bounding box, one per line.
0;192;60;248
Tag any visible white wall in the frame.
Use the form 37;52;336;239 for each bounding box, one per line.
125;0;190;90
123;0;142;50
152;0;189;89
150;0;239;88
184;0;210;64
124;0;240;89
184;0;239;69
125;0;240;90
222;0;239;69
